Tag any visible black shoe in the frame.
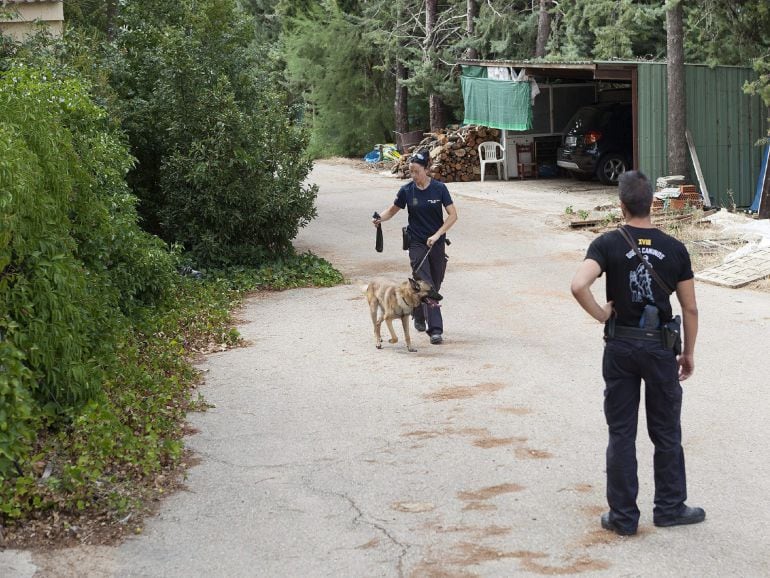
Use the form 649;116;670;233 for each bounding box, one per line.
600;512;637;536
430;333;443;345
413;319;426;332
654;506;706;527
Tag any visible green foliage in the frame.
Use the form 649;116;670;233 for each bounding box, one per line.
0;337;36;478
549;0;665;60
471;1;538;61
744;56;770;120
0;254;342;525
0;64;177;479
226;252;345;291
685;0;770;66
283;3;395;157
109;0;317;266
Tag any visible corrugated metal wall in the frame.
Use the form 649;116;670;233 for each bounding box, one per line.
637;63;767;207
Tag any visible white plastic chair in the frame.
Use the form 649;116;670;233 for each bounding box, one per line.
478;141;507;181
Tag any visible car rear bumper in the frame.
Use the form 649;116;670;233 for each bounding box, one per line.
557;147;598;174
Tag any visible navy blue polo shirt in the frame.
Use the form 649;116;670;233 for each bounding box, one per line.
395;179;453;242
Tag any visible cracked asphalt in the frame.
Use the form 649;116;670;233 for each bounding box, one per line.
3;159;770;577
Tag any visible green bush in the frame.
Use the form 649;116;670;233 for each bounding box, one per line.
0;65;177;478
111;0;318;266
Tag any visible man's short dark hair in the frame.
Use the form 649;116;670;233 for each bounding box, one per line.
618;171;653;217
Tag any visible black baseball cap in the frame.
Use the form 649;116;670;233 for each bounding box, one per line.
410;151;429;167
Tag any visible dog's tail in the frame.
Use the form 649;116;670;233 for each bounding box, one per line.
360;283;370;294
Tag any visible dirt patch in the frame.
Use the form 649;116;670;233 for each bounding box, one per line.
424;382;505;401
402;427;490;440
461;502;498;512
472;436;517;448
457;483;525;502
425;524;512;539
520;555;611;575
0;450;198;551
449;542;547;566
558;483;595;494
408;562;480;578
515;447;554;459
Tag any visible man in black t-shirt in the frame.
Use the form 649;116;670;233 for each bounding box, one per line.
571;171;705;536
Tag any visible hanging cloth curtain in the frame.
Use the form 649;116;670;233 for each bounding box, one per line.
461;65;488;78
461;76;533;131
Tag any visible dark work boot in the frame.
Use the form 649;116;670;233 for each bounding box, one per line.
600;512;637;536
654;506;706;528
413;317;426;333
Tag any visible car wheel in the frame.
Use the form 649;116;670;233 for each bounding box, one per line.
569;170;594;182
597;154;627;185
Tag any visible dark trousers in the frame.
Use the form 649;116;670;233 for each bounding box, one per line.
408;238;446;335
602;337;687;532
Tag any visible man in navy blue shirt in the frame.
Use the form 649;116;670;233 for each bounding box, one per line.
373;151;458;344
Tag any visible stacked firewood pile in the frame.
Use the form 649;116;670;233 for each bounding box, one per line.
392;126;501;182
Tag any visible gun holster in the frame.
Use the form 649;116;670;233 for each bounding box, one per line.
661;315;682;355
402;227;410;251
603;314;616;340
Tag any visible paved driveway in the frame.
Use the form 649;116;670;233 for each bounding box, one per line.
3;160;769;577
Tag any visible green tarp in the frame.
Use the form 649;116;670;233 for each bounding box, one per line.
461;65;488;78
461;76;532;131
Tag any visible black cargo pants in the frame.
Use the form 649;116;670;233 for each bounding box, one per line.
408;238;446;336
602;336;687;533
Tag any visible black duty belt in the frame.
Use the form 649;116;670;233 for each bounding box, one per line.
611;326;662;341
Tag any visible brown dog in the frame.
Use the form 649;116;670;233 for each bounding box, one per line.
365;278;432;352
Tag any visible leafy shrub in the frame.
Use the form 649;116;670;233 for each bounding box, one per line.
0;65;177;478
0;254;343;530
111;0;318;267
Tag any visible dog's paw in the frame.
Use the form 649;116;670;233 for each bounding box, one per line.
389;337;398;344
407;346;417;352
376;342;383;349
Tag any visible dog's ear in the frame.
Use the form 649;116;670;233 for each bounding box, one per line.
408;277;420;292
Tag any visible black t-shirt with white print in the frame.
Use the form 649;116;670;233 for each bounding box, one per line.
585;225;693;327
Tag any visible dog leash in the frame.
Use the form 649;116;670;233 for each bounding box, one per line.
412;243;434;278
411;243;444;308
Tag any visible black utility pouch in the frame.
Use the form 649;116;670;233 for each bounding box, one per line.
662;315;682;355
402;227;410;250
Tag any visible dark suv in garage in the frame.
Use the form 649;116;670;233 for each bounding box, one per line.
557;102;633;185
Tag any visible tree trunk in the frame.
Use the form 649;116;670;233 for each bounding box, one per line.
430;93;446;132
466;0;479;59
535;0;552;58
395;62;409;133
425;0;444;131
106;0;119;40
666;2;688;177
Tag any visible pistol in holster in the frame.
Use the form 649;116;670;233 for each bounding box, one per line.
661;315;682;355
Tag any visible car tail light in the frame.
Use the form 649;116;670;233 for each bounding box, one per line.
584;130;602;145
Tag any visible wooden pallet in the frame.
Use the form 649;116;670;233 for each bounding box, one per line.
695;247;770;288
